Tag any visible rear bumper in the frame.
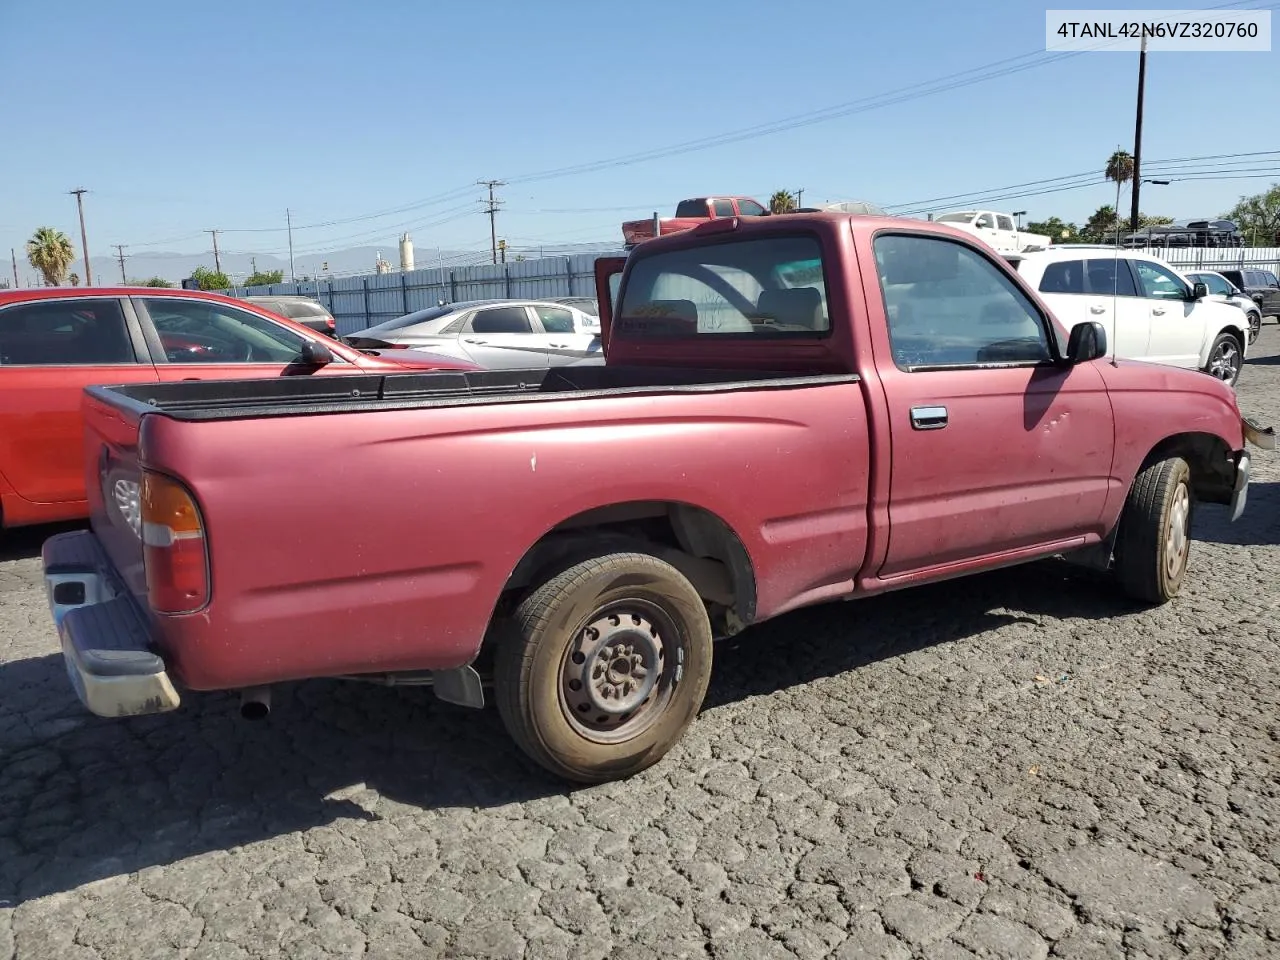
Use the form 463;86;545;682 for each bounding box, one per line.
41;530;179;718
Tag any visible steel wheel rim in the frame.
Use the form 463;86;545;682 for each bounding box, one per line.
1165;482;1191;581
558;599;683;745
1209;341;1240;382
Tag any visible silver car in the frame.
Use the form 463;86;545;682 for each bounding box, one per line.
342;298;602;368
1182;270;1263;345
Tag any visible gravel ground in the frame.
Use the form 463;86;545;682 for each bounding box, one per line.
3;329;1280;960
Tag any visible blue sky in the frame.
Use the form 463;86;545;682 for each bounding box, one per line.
1;0;1276;276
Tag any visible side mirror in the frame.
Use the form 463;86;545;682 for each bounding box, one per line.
1191;281;1209;299
1066;320;1107;364
300;340;333;366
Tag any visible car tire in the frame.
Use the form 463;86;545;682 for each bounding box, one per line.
1204;331;1243;386
1113;455;1194;604
494;551;713;783
1247;312;1261;345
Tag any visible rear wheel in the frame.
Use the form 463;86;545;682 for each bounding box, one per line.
494;552;713;783
1247;311;1261;345
1113;456;1194;604
1204;331;1243;386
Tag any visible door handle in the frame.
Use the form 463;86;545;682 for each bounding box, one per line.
1089;305;1106;314
910;405;948;430
1152;307;1166;315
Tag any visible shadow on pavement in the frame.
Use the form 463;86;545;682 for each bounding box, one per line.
0;521;85;564
0;557;1143;906
1192;483;1280;547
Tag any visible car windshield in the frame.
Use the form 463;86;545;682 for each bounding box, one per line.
935;213;976;223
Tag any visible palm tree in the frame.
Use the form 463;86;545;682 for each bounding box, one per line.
26;227;76;286
1104;149;1134;244
769;190;796;214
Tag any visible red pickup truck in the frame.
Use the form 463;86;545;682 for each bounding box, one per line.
621;195;769;247
42;214;1274;784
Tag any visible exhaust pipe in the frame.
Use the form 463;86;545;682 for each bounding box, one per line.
239;685;271;720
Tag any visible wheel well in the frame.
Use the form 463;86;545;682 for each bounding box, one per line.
1144;432;1236;505
1220;325;1245;348
498;501;757;637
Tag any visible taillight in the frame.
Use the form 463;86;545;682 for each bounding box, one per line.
326;317;335;330
141;471;209;614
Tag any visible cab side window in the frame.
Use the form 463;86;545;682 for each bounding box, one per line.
875;234;1051;369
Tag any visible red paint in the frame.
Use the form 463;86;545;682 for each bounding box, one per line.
77;215;1250;694
0;287;475;528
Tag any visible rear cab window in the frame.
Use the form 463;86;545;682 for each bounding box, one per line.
614;235;830;339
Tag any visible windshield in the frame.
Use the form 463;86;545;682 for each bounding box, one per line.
935;213;976;224
615;235;829;338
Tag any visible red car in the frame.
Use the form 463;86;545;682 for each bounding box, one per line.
0;287;476;529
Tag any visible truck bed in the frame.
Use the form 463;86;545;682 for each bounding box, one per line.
89;365;855;422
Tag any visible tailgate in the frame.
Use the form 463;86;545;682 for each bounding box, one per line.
81;387;149;608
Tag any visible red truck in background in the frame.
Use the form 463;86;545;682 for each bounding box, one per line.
43;213;1274;784
621;195;770;247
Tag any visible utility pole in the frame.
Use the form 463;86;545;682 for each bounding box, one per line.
286;208;296;282
250;255;257;276
478;179;505;264
10;248;18;288
795;187;804;209
69;188;93;286
205;229;222;273
113;244;127;283
1129;33;1148;232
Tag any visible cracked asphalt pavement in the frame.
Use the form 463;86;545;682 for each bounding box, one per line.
3;331;1280;960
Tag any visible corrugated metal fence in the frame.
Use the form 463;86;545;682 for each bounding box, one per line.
221;245;1280;336
1159;246;1280;273
223;251;626;337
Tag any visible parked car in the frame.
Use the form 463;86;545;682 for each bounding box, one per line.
0;287;476;529
1213;268;1280;321
932;210;1053;254
621;196;769;247
1012;246;1251;386
41;212;1274;784
241;295;337;337
1182;269;1263;344
341;298;602;368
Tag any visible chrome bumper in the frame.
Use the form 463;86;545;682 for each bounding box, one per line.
1230;452;1251;522
41;530;179;718
1244;415;1276;451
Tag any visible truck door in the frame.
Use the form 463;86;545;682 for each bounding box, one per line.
594;257;626;355
866;233;1115;580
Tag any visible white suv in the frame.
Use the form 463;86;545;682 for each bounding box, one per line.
1013;247;1250;386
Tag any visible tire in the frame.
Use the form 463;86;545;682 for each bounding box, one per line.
1113;456;1194;604
1204;331;1243;386
494;552;713;783
1247;312;1261;345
